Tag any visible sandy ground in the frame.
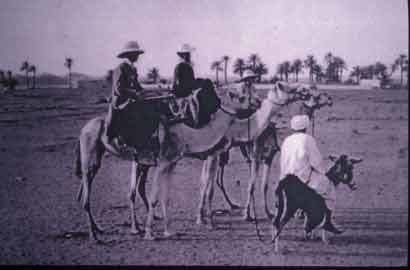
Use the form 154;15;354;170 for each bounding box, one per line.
0;86;407;266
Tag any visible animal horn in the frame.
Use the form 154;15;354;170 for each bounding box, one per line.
350;157;363;164
328;154;338;161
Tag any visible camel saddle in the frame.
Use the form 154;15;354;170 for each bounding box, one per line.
165;78;221;129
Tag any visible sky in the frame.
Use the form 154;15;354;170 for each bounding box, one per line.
0;0;408;78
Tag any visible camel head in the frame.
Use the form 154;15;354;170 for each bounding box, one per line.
304;92;333;108
226;86;262;111
268;82;313;105
326;154;363;190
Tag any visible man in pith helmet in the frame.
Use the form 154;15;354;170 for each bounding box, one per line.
173;44;196;98
102;41;159;165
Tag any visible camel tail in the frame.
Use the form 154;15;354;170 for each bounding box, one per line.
74;140;82;179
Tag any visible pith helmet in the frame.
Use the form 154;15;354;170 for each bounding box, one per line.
239;69;259;82
177;44;195;57
117;41;145;58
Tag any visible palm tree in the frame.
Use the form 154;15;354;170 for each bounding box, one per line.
304;55;316;82
20;61;30;89
211;61;223;85
392;54;408;86
291;59;303;82
313;64;325;83
233;58;246;79
254;62;268;82
247;54;261;72
276;63;284;81
106;69;113;84
64;57;73;89
350;66;362;84
222;55;230;84
28;65;36;89
282;61;291;82
324;52;334;81
147;67;160;84
333;56;347;82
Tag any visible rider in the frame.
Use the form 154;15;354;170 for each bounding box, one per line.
103;41;158;165
236;69;261;118
173;44;196;98
279;115;335;209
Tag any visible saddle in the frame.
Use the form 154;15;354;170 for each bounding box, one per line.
165;78;221;129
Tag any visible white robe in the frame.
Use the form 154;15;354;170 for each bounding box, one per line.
280;132;336;210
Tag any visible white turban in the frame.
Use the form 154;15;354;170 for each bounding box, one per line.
290;115;310;131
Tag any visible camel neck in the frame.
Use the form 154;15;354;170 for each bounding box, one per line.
226;97;283;142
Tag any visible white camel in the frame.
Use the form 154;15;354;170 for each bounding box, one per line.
143;81;313;240
215;87;332;220
74;89;257;241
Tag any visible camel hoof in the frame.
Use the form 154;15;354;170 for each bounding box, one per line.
196;217;206;226
153;215;162;221
143;232;155;241
130;227;144;235
242;215;254;222
163;231;174;238
230;204;242;210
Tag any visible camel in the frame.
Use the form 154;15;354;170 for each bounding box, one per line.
143;81;314;240
74;88;259;241
215;88;333;220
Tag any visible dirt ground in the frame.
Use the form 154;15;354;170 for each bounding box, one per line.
0;86;407;266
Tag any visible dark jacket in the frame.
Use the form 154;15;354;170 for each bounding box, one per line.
111;61;143;109
173;62;196;97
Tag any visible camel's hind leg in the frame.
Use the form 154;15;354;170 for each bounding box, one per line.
77;137;105;241
205;154;219;227
196;156;213;225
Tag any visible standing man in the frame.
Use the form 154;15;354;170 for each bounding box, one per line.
173;44;196;98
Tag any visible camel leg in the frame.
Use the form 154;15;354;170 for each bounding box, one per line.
196;158;210;225
129;161;144;234
261;162;274;219
159;162;176;237
78;139;104;241
144;161;172;240
243;157;259;221
205;155;219;227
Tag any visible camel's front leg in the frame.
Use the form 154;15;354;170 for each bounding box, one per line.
216;151;241;210
243;157;259;221
129;162;143;234
144;163;166;240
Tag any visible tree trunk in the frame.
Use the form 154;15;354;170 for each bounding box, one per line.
26;71;29;89
68;68;72;89
224;61;228;84
32;71;36;89
400;65;403;86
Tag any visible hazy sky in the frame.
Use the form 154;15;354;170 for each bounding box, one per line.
0;0;408;78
